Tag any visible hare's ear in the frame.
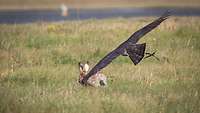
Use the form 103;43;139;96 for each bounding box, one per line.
86;61;89;65
78;62;83;71
79;62;84;67
78;62;81;67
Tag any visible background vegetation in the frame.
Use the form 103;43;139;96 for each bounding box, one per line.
0;17;200;113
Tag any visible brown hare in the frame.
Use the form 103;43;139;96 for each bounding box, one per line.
78;62;107;87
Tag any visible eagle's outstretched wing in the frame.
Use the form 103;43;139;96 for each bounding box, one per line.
82;11;170;85
126;10;170;44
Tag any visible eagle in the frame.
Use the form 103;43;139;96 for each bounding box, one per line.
81;11;170;85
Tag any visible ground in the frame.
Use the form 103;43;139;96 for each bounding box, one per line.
0;17;200;113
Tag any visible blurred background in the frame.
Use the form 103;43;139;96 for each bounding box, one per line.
1;0;200;24
0;0;200;9
0;0;200;23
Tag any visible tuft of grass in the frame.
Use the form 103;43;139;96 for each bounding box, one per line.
0;17;200;113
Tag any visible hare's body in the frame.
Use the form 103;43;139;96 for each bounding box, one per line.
78;62;107;87
87;72;107;87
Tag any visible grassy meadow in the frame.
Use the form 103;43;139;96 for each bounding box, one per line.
0;17;200;113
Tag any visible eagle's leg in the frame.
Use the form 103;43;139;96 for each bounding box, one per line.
144;51;160;61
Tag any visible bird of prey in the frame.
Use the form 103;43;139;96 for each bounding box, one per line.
81;11;170;85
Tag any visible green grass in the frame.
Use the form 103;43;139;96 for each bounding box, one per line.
0;17;200;113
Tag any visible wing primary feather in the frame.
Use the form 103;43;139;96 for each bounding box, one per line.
126;10;171;44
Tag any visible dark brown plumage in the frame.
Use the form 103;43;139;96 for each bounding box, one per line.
81;11;170;85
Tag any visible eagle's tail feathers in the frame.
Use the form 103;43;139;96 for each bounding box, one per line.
126;43;146;65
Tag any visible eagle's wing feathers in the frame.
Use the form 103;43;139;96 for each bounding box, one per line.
82;49;120;83
127;10;170;44
82;11;170;85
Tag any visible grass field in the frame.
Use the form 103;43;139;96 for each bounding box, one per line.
0;17;200;113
